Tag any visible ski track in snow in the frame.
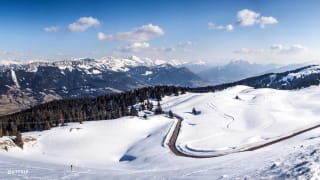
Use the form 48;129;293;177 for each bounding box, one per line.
206;102;235;129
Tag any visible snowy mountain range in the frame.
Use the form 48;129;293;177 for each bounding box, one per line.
0;56;319;116
0;57;203;116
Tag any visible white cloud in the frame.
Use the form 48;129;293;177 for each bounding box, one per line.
177;41;193;52
208;22;234;31
0;50;12;56
234;48;265;54
208;9;277;31
0;50;23;56
119;42;150;52
43;26;60;32
68;17;100;32
270;44;283;50
157;47;176;52
234;44;306;56
237;9;278;28
259;16;278;28
270;44;306;54
102;24;164;42
116;43;176;54
225;24;235;31
178;41;193;47
56;52;65;56
237;9;260;26
97;32;107;40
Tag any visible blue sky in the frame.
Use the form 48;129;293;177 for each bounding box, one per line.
0;0;320;64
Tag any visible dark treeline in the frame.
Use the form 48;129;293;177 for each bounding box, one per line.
0;86;186;137
2;65;317;138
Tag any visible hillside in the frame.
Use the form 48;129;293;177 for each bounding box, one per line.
1;85;320;179
191;65;320;92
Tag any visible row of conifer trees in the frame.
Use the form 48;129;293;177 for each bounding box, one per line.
0;86;186;138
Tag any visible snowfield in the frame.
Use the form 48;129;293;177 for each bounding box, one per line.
1;85;320;179
161;85;320;156
1;116;174;167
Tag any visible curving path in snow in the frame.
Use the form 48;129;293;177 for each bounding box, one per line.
164;85;320;158
167;114;320;158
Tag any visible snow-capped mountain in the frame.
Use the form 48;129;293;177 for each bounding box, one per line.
177;60;209;73
0;56;191;72
0;57;203;115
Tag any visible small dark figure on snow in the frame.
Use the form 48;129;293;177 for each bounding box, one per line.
70;164;73;171
192;107;197;115
168;110;174;119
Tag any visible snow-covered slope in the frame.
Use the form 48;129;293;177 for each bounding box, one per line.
279;65;320;82
162;85;320;156
1;85;320;179
0;116;173;167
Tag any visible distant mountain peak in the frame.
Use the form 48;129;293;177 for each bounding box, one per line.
197;60;278;84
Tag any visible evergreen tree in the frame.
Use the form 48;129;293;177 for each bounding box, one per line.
130;106;138;116
147;100;153;111
59;113;64;126
14;131;24;149
181;88;186;94
155;101;163;115
60;119;65;126
9;122;18;136
141;104;146;111
168;110;174;119
0;122;3;137
25;123;32;132
45;121;51;130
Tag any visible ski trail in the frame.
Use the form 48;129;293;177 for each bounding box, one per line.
206;102;235;129
166;113;320;158
163;94;201;110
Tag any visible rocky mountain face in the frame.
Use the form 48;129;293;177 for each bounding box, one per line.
0;57;203;115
